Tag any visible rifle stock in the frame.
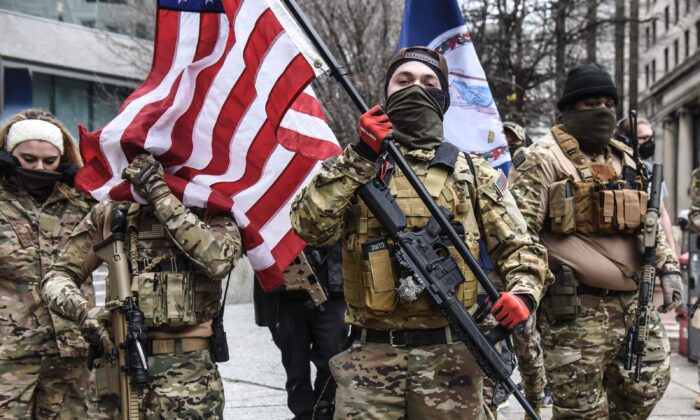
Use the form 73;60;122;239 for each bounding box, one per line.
93;208;150;419
282;252;329;308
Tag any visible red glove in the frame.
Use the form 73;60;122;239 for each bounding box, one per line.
489;292;530;329
357;105;392;157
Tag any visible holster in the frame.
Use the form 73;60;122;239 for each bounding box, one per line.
543;264;579;324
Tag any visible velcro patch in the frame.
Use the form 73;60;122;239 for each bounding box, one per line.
495;169;508;195
512;149;526;168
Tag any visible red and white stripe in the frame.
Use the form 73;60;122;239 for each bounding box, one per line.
76;0;340;291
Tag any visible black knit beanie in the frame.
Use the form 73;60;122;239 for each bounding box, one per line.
557;63;619;110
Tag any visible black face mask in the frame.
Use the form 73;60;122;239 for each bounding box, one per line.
561;107;617;154
385;85;444;151
16;168;61;202
639;140;655;160
425;87;450;113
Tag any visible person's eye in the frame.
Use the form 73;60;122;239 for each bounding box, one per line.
45;159;57;165
22;156;36;163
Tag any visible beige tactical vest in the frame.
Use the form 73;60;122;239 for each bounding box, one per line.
547;126;647;235
112;204;222;328
342;159;480;330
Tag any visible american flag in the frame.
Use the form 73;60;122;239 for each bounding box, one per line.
76;0;340;291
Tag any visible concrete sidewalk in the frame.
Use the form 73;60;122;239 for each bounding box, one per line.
220;303;700;420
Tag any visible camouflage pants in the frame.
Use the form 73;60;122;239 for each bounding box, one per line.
329;337;494;419
88;349;224;419
512;313;547;402
541;293;670;419
0;355;89;419
482;314;546;413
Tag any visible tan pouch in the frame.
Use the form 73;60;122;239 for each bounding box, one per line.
594;189;615;233
548;179;576;234
342;237;364;308
623;189;641;231
362;247;398;314
613;190;626;230
132;272;163;327
162;272;196;327
572;181;596;233
92;358;119;397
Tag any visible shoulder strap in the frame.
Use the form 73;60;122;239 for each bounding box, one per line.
551;125;587;166
463;153;482;223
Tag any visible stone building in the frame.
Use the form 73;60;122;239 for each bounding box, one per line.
639;0;700;218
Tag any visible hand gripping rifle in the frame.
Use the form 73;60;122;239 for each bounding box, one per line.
93;208;150;419
624;162;663;382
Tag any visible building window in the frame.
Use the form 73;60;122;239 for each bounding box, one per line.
664;47;669;73
687;0;691;13
646;26;651;49
665;6;669;31
653;20;657;43
697;20;700;49
645;64;650;87
652;59;656;82
686;29;691;57
675;0;680;23
674;39;679;66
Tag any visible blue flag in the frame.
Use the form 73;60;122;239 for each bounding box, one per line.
398;0;511;174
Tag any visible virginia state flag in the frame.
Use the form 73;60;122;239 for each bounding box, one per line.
398;0;510;173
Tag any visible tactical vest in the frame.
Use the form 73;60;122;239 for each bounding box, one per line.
547;126;647;235
342;152;480;330
123;204;221;328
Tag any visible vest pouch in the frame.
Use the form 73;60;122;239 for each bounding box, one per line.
622;190;646;232
543;265;578;325
160;272;196;327
91;357;119;397
448;245;478;308
193;277;222;323
572;181;596;233
593;188;616;233
361;238;398;314
342;236;364;308
132;272;165;327
548;179;576;234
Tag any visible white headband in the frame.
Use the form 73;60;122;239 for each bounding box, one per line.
5;119;64;155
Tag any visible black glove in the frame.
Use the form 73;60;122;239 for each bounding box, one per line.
58;163;79;187
0;151;19;179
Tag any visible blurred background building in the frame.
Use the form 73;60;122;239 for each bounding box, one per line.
639;0;700;217
0;0;154;137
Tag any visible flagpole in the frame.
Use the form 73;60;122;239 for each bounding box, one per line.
281;0;500;301
282;2;540;418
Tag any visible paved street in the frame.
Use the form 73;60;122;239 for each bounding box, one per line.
220;303;700;420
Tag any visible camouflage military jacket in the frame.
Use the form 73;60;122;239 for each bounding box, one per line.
509;130;679;283
290;144;551;324
41;192;242;331
0;179;94;359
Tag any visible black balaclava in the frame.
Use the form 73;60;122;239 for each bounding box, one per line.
385;85;444;151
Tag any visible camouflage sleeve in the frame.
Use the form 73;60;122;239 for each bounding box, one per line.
41;203;106;323
655;223;680;274
151;193;242;280
456;156;552;306
689;168;700;232
507;149;550;237
290;145;376;246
